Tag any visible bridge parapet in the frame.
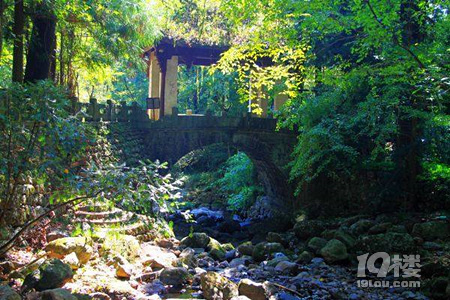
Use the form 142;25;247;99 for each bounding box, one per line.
71;98;293;134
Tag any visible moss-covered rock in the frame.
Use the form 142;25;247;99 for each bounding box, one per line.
412;221;450;241
307;237;327;254
266;232;284;244
201;272;238;300
23;259;73;292
252;242;284;262
293;220;325;240
180;232;211;249
320;239;348;264
237;242;254;256
46;237;93;264
222;243;235;251
349;219;373;235
368;222;392;234
355;232;415;253
333;230;356;249
207;238;226;261
296;251;313;264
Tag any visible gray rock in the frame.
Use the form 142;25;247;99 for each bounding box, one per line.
40;288;77;300
159;267;190;286
178;248;198;268
0;285;21;300
274;261;297;274
238;279;268;300
143;280;166;295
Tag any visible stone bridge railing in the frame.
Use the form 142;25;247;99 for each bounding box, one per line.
72;98;149;122
72;98;293;134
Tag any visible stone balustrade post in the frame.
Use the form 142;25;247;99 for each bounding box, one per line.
118;101;128;122
106;100;114;122
89;98;99;121
172;107;179;117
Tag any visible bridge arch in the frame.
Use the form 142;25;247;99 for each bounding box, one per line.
132;116;297;211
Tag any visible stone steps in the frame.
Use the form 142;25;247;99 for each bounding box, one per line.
75;208;123;220
74;203;154;239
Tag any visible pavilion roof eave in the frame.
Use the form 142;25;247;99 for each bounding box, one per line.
143;37;229;67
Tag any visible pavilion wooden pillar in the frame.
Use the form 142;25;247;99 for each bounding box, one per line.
148;53;161;120
257;88;268;118
274;93;288;112
163;56;178;116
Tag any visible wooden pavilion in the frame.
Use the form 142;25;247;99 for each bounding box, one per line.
143;37;288;120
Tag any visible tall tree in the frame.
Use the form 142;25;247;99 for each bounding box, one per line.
12;0;24;82
0;0;5;60
24;2;56;82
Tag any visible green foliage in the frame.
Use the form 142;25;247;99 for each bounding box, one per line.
214;43;307;115
81;159;183;217
0;81;93;224
218;152;262;211
177;66;245;116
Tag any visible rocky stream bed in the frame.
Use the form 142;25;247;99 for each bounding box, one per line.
0;198;449;300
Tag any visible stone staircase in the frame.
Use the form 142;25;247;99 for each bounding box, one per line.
74;203;157;240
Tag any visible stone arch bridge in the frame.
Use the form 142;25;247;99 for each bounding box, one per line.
111;115;297;211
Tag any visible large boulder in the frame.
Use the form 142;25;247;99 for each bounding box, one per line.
160;267;190;286
45;237;93;264
180;232;211;249
412;221;450;241
293;220;325;240
0;285;21;300
201;272;238;300
23;259;73;292
238;279;269;300
319;239;348;264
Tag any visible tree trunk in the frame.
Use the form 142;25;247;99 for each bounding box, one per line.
396;0;425;208
24;11;56;82
59;29;64;85
0;0;5;60
12;0;25;83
